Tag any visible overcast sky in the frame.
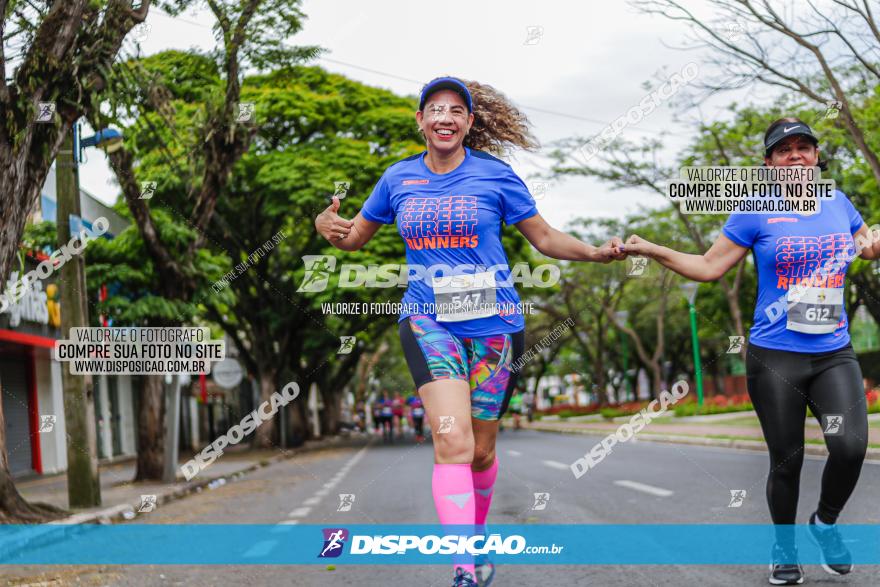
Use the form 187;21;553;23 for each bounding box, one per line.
78;0;778;231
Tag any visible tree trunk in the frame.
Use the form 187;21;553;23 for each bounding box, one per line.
0;375;68;522
650;364;662;401
852;272;880;326
253;369;278;449
135;375;165;481
320;387;340;435
720;279;747;361
293;399;310;443
594;356;613;405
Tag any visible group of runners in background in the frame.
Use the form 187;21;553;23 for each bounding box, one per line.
362;389;534;442
364;392;426;443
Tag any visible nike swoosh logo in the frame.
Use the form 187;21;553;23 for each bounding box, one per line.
783;126;799;133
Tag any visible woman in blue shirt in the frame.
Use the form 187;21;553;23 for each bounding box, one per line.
621;118;880;586
316;77;624;587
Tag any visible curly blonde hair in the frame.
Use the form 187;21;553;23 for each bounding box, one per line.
419;78;539;156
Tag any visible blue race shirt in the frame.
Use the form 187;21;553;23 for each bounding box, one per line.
360;147;538;337
723;190;864;353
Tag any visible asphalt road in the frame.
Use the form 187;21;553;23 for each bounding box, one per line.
3;428;879;586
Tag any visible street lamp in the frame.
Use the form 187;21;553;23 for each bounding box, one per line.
614;310;633;402
76;126;124;160
680;282;704;406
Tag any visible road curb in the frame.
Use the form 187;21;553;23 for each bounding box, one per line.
53;434;361;526
526;424;880;462
0;435;366;564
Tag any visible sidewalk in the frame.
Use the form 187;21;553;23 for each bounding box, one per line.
525;412;880;460
16;434;367;525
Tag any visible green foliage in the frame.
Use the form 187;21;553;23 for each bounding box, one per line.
85;209;228;326
158;0;321;72
673;401;754;417
599;405;639;419
21;221;57;252
543;78;880;394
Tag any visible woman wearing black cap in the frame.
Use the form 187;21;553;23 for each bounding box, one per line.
622;117;880;585
315;76;624;586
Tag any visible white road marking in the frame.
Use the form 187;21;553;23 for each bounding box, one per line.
507;450;522;457
542;460;570;470
270;523;296;534
276;444;371;525
614;480;674;497
243;541;277;557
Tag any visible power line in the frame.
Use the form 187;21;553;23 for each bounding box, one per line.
143;10;691;140
317;57;687;138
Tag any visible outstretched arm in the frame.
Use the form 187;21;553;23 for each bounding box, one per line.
315;196;382;252
855;223;880;260
621;232;749;282
515;213;626;263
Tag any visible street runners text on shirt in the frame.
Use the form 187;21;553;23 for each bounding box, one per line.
321;302;536;316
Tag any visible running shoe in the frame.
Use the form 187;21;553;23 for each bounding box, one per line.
451;567;478;587
474;555;496;586
808;511;853;575
769;543;804;585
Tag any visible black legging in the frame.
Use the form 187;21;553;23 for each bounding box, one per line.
747;343;867;530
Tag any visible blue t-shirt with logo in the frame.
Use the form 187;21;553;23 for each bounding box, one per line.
360;147;538;337
722;190;864;353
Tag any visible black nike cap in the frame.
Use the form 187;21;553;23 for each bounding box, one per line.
764;121;818;155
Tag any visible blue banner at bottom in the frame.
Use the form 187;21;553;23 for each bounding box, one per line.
1;524;878;565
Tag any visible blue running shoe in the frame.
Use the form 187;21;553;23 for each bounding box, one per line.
808;511;853;575
451;567;478;587
769;543;804;585
474;555;496;586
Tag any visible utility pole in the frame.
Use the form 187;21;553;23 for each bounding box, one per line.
162;375;181;483
614;310;633;402
681;283;704;406
56;129;101;507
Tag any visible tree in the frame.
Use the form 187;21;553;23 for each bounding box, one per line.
85;0;319;479
548;135;750;359
85;208;227;478
200;65;423;447
0;0;149;522
633;0;880;186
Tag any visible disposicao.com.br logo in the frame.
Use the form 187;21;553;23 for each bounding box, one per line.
318;527;562;558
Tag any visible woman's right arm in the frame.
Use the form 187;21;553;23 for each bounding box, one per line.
315;196;383;252
621;232;750;282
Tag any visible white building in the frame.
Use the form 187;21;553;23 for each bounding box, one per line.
0;166;138;477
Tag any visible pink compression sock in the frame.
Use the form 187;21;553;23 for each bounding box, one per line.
432;463;476;577
472;456;499;530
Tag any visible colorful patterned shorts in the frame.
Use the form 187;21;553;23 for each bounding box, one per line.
398;314;525;421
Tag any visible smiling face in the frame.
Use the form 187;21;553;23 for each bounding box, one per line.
415;89;474;155
765;135;820;167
